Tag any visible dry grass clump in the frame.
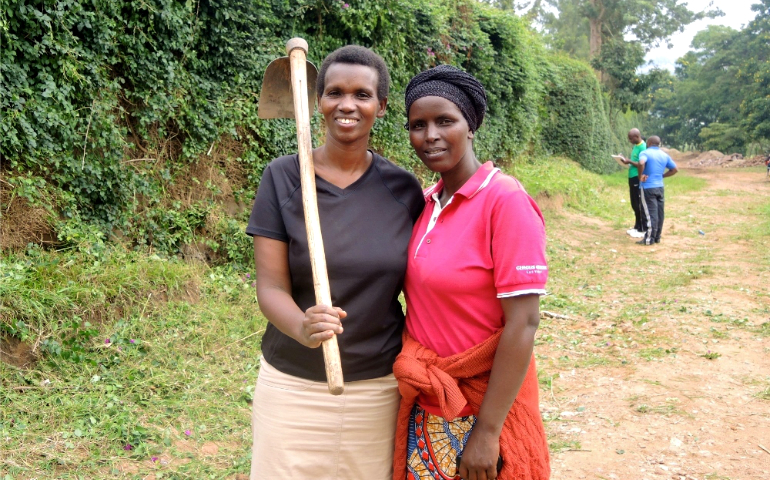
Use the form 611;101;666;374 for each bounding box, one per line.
0;180;56;250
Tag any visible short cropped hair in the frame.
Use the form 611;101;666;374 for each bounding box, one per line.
316;45;390;100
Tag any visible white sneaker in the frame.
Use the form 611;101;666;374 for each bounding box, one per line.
631;230;646;238
626;228;639;236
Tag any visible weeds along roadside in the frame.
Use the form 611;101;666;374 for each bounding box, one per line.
1;246;265;478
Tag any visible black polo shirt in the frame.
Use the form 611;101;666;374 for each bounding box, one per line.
246;152;424;381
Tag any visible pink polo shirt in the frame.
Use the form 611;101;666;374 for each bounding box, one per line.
404;162;547;414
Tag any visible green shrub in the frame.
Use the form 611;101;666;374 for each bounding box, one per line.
539;55;615;173
513;155;623;219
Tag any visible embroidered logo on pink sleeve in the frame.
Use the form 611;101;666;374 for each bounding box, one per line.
516;265;548;274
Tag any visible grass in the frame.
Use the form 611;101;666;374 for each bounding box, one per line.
700;351;722;360
657;264;714;289
537;369;555;390
626;395;689;417
664;174;708;195
757;321;770;337
637;347;678;361
512;156;630;222
548;439;583;452
756;386;770;401
1;247;264;479
704;312;763;335
572;352;617;368
741;198;770;243
710;327;730;339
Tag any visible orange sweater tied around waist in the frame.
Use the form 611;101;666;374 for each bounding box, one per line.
392;329;550;479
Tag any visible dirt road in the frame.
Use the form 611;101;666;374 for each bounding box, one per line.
538;167;770;480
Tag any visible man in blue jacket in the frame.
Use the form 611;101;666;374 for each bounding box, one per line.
638;136;678;245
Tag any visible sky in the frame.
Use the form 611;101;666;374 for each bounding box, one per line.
644;0;760;71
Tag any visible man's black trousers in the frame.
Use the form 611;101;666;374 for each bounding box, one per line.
628;176;645;232
640;187;665;244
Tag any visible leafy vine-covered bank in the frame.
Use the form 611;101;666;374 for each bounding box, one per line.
0;0;616;260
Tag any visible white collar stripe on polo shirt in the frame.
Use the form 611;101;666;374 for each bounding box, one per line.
414;194;450;258
422;183;440;198
467;167;500;199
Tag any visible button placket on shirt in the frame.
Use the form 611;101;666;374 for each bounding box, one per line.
414;194;453;257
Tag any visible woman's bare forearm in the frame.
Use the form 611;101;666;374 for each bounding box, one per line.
458;294;541;479
474;294;540;436
256;282;306;341
253;236;343;348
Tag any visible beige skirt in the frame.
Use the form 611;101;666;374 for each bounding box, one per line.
250;357;400;480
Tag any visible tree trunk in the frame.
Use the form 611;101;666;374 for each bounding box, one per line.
589;0;604;80
589;17;602;59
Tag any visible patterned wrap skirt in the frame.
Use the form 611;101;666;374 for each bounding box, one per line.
407;404;477;480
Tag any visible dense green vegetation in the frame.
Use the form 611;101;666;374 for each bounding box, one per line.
540;56;615;173
537;0;720;113
1;246;263;478
0;0;623;262
646;0;770;154
3;1;766;250
534;0;770;155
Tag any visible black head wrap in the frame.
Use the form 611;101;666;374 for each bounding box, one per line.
404;65;487;132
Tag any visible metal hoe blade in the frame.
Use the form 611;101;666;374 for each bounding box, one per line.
258;57;318;119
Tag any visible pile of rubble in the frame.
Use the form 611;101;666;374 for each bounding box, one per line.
737;155;770;167
663;148;768;168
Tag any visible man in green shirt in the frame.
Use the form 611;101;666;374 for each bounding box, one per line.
619;128;646;238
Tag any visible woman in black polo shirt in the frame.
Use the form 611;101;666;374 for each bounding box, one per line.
246;45;424;479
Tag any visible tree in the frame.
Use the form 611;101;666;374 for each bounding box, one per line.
698;123;749;152
480;0;517;9
647;2;770;154
539;0;591;59
739;0;770;141
541;0;721;60
646;26;748;151
590;38;666;113
536;0;721;115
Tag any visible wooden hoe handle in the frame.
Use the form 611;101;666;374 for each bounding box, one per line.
286;38;345;395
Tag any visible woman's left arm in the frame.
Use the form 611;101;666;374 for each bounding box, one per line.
458;294;541;480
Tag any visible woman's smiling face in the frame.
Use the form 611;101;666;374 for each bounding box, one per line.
318;63;387;145
407;95;474;174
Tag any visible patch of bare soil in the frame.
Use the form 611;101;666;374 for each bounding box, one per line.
0;180;55;250
536;192;565;211
540;167;770;479
0;334;37;369
115;440;241;478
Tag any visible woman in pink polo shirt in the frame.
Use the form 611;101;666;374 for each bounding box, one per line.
392;65;550;480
